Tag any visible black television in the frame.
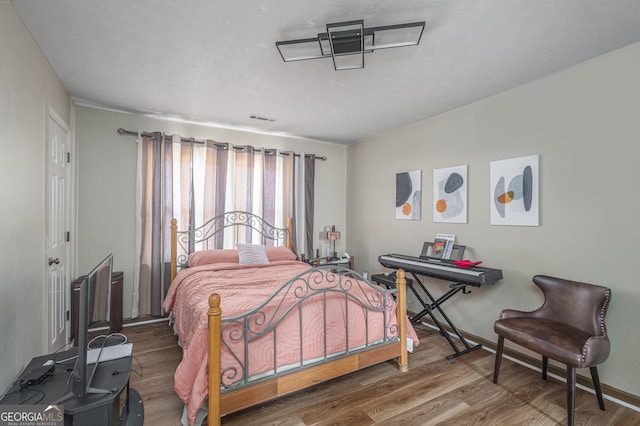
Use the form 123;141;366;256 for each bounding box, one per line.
71;253;113;397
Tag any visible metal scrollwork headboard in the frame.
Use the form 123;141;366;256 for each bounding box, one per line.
170;211;294;281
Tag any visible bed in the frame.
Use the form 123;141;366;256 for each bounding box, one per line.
163;211;415;426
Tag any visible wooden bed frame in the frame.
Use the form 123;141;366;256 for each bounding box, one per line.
169;211;408;426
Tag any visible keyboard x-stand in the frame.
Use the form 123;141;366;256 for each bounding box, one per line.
377;253;503;360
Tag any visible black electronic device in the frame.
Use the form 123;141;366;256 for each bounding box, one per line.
71;253;114;398
378;253;503;286
19;362;55;389
378;246;503;360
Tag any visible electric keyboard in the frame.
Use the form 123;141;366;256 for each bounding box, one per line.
378;253;502;286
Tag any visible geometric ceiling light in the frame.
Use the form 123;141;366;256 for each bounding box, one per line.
276;20;425;71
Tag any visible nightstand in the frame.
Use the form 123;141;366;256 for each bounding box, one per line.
304;255;354;270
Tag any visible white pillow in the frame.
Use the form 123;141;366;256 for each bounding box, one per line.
236;243;269;265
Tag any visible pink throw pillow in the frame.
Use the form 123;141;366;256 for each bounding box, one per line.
265;246;297;261
188;249;239;267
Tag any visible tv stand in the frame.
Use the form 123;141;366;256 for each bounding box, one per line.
0;349;143;426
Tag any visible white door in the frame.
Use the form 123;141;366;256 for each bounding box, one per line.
46;108;71;352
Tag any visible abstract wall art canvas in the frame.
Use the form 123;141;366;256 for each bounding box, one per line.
490;154;539;226
396;170;421;220
433;165;468;223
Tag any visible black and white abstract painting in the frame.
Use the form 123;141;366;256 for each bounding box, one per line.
433;165;468;223
490;154;539;226
396;170;421;220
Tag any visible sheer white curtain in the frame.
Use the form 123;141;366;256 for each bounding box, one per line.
132;135;312;318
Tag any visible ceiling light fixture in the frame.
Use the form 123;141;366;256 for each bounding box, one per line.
276;19;425;71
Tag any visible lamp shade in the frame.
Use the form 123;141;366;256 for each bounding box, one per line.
327;231;341;241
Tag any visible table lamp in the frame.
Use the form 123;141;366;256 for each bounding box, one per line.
326;226;341;259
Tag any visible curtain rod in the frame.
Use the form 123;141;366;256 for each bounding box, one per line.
117;128;327;161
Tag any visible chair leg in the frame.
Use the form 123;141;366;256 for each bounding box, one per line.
493;336;504;384
567;365;576;426
542;356;548;380
590;367;606;410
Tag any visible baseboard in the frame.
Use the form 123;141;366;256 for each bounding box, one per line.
415;316;640;412
89;316;169;333
123;316;170;328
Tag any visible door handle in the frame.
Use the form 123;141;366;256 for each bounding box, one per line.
48;257;60;266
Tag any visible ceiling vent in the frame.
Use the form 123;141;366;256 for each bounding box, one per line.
249;114;276;122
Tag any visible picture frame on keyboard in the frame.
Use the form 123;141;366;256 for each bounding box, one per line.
420;242;466;260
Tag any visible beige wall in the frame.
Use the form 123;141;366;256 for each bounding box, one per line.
0;3;72;389
347;42;640;397
76;107;347;318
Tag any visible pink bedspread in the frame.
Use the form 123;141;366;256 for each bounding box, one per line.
163;260;418;425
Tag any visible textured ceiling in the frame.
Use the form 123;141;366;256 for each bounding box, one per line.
11;0;640;144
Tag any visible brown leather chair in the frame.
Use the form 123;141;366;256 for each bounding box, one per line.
493;275;611;426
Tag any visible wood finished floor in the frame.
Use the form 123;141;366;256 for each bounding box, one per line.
125;321;640;425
